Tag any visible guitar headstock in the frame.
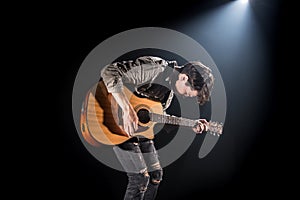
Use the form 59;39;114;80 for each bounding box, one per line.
208;121;223;136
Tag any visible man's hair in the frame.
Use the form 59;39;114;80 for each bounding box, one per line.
174;61;214;105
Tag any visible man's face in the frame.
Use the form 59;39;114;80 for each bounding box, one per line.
175;73;199;97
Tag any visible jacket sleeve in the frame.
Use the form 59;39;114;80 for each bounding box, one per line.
100;56;177;93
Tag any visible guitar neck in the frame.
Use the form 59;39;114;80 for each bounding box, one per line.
150;113;196;127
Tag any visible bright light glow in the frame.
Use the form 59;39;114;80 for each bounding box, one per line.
241;0;248;3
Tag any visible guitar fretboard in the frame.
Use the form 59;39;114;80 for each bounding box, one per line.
150;113;196;127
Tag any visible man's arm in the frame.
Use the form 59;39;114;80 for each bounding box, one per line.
100;56;174;93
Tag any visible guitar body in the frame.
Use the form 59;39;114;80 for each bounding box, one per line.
80;81;163;146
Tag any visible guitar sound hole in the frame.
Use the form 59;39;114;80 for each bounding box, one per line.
137;109;150;124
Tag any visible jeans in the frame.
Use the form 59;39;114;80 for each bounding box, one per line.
113;137;163;200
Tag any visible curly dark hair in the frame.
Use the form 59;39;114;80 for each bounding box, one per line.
171;61;214;105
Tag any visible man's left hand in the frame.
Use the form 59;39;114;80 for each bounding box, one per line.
193;119;209;134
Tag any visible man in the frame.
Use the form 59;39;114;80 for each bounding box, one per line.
100;55;214;200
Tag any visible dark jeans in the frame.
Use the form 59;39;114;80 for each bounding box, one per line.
113;138;163;200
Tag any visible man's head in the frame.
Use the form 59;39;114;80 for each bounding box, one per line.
171;61;214;105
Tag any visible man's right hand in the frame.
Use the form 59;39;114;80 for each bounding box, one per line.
112;91;139;137
122;106;139;137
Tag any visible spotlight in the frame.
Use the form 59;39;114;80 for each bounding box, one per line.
240;0;248;3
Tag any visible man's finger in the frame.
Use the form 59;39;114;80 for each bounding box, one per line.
133;121;138;131
200;123;204;132
129;125;134;136
124;124;132;137
204;124;209;132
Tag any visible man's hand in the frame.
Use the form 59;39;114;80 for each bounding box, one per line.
122;106;139;137
193;119;209;134
112;91;139;137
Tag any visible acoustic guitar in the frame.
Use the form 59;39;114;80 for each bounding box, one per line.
80;81;223;146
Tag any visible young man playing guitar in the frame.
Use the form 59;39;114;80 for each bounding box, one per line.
86;56;215;200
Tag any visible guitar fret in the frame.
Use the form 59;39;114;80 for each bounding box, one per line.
165;115;168;123
151;113;197;127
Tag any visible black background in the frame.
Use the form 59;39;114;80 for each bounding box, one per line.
50;0;292;199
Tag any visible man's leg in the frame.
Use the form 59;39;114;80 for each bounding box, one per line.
113;141;149;200
139;140;163;200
